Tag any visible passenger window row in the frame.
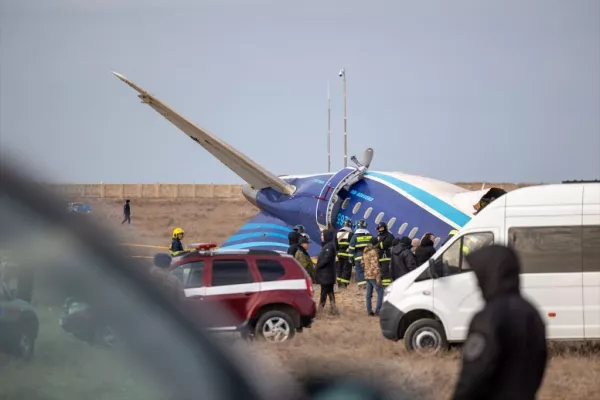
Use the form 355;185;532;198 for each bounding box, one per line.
341;197;442;245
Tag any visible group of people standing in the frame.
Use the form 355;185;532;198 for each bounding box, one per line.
286;221;440;317
343;219;438;316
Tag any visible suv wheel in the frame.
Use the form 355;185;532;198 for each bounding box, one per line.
255;310;295;343
404;318;448;355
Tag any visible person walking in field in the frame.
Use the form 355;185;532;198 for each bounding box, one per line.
121;199;131;224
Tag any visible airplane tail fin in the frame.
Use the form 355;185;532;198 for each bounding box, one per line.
112;72;295;196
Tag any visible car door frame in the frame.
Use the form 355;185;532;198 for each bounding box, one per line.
204;257;261;330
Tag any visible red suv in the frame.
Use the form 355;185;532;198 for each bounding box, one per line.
155;244;316;343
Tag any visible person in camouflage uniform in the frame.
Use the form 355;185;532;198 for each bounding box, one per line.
361;237;383;316
295;236;315;282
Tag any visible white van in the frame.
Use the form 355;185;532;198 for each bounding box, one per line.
379;183;600;353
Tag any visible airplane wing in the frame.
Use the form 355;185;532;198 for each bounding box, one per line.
220;210;322;258
112;72;295;195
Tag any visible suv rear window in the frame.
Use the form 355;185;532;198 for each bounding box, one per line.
212;260;254;286
256;259;286;281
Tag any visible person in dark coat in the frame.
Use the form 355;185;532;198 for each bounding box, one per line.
121;199;131;224
376;222;395;287
315;229;338;315
287;231;301;256
390;236;417;281
414;233;436;266
452;245;548;400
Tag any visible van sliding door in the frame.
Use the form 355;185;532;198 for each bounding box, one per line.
508;221;584;340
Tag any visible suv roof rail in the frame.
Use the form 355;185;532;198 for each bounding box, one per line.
175;248;290;258
562;179;600;184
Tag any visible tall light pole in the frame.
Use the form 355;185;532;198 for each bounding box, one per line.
339;68;347;168
327;80;331;172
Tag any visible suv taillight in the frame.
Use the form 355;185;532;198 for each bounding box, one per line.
305;277;313;297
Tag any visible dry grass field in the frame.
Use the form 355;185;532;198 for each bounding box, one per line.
81;197;600;400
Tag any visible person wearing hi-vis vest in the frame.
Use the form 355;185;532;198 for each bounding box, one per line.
348;219;373;291
335;219;354;289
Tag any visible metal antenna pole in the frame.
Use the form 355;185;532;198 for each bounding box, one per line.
340;68;348;168
327;81;331;173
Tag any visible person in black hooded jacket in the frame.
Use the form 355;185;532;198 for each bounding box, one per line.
287;231;301;256
452;245;547;400
315;229;338;315
390;236;417;280
414;233;436;266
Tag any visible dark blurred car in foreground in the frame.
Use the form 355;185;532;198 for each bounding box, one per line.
0;282;38;360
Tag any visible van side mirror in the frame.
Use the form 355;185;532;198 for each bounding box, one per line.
153;253;172;269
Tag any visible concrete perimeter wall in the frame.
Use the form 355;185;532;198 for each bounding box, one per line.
47;182;540;200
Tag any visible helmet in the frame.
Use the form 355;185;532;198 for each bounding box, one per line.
293;225;305;233
343;219;353;228
172;227;185;238
377;222;388;231
356;219;367;229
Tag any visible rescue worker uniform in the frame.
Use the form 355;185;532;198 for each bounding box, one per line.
169;227;185;256
335;220;354;288
348;220;372;290
452;245;548;400
376;222;395;287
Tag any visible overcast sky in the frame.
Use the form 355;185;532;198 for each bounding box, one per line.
1;0;599;184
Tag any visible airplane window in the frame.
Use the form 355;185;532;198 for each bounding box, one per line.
363;207;373;219
341;197;350;210
408;227;419;239
375;212;385;224
398;222;408;235
352;202;362;215
387;217;397;229
434;237;441;246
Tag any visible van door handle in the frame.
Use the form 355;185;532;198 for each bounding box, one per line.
243;292;252;296
423;290;431;296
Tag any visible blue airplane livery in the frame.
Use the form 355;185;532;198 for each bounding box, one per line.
113;72;498;258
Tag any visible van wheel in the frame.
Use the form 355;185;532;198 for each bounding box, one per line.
404;319;448;355
254;310;295;343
